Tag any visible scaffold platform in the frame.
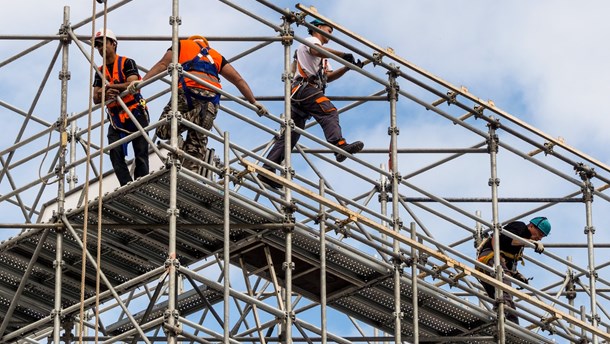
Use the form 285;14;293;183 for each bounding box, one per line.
0;169;550;343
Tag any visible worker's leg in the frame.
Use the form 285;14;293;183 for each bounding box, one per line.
156;90;191;140
182;100;216;173
299;88;363;161
107;125;132;186
295;87;342;144
131;111;150;180
500;257;519;324
263;112;306;169
479;254;519;324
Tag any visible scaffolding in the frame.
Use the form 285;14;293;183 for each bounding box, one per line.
1;1;609;343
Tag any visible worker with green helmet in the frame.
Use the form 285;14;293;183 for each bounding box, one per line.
475;216;551;324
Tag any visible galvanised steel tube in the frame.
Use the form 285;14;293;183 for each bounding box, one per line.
167;1;181;343
487;122;506;343
52;8;71;344
281;16;294;344
410;222;419;343
582;172;599;344
319;180;327;344
223;132;231;343
387;70;403;344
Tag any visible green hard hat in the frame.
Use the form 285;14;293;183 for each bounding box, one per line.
308;19;331;34
530;217;551;236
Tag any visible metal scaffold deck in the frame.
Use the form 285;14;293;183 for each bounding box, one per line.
0;169;550;343
1;1;610;343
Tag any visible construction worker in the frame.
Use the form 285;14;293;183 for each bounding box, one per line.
130;35;268;174
476;216;551;324
258;19;364;189
92;29;150;186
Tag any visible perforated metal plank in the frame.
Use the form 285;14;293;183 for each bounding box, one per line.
0;169;277;339
105;285;224;335
0;169;552;343
234;225;552;344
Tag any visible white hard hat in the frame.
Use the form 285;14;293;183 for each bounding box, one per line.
94;28;117;42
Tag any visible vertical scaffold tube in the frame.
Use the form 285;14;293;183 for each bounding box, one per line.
224;132;231;343
167;0;181;343
579;167;599;344
410;222;419;343
487;120;506;343
319;179;327;344
387;68;402;344
53;6;71;343
281;15;294;344
378;164;388;342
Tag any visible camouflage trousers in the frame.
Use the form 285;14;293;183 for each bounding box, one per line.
156;89;219;172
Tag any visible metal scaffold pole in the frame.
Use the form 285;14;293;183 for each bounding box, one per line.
487;119;506;343
578;164;599;344
281;14;295;344
52;7;71;344
387;67;402;343
167;0;181;342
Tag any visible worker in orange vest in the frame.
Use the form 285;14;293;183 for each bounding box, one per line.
93;29;149;186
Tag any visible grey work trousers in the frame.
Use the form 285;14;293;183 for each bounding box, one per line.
264;83;343;169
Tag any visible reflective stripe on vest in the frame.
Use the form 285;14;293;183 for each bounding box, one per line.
179;40;222;92
102;55;144;124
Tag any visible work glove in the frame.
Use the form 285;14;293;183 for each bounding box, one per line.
343;53;356;65
511;271;529;284
532;240;544;254
127;80;141;94
253;101;269;117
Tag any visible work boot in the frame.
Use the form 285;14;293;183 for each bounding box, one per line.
335;140;364;162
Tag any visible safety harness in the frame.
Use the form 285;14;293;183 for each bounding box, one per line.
476;237;525;273
104;56;147;133
292;52;329;99
180;41;221;109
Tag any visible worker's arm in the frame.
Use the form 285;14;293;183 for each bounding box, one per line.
326;66;349;83
220;63;257;104
142;50;172;82
311;44;352;83
107;74;139;92
93;85;103;105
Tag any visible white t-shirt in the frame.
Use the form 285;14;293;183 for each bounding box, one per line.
293;36;333;81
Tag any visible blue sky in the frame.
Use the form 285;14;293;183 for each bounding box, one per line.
1;0;610;340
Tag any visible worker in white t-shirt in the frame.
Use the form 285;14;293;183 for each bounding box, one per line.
259;19;364;189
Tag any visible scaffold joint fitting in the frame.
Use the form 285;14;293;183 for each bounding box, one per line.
390;217;403;229
488;177;500;187
583;225;595;235
281;71;293;82
391;171;402;183
58;70;71;81
166;110;182;122
282;261;295;271
447;91;457;105
166;208;180;218
387;126;400;136
52;259;64;269
585;269;598;279
392;311;404;319
168;63;183;76
169;15;182;25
